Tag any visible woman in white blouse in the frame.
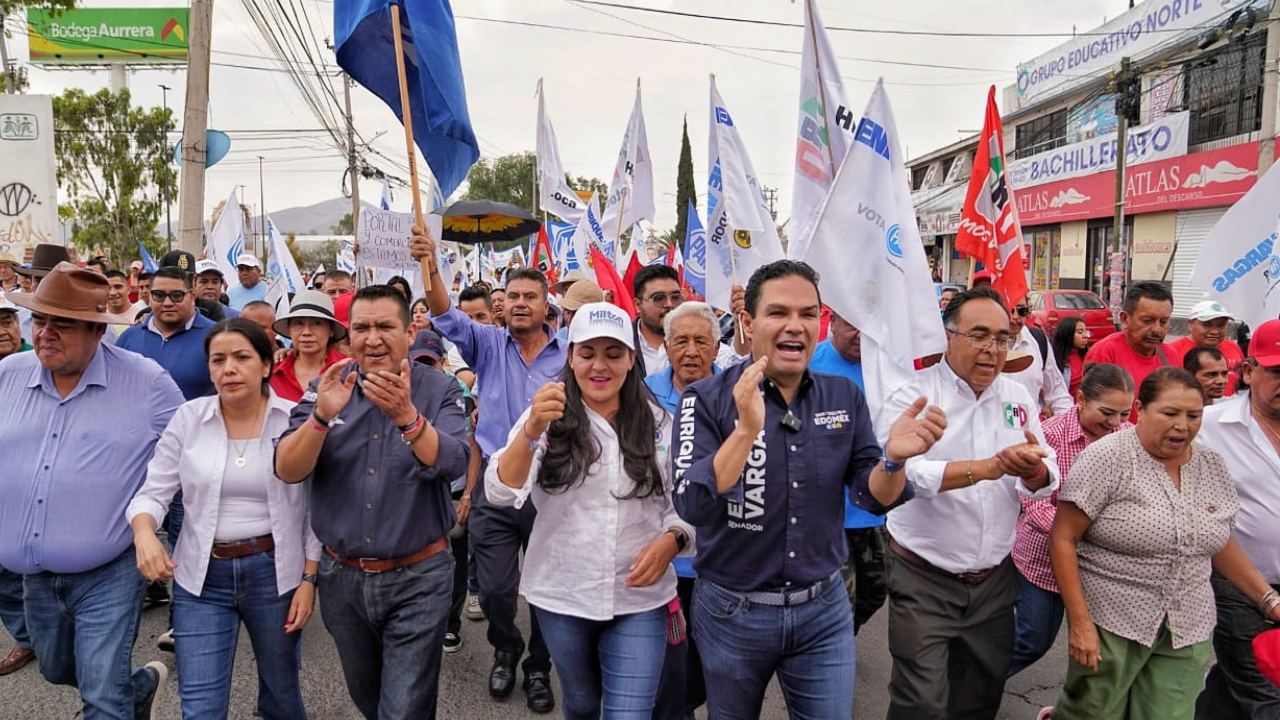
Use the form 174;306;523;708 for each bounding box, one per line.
487;302;693;720
128;318;320;720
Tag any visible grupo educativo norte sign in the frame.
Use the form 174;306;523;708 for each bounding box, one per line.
26;7;189;64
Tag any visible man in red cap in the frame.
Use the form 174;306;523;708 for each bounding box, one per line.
1195;318;1280;718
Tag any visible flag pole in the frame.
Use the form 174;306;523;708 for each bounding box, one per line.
390;3;432;292
729;237;746;345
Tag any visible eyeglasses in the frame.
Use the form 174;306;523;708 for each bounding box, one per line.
947;329;1018;352
150;289;190;303
646;292;684;306
1013;306;1031;317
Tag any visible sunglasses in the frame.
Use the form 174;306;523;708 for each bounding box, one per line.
1013;306;1031;317
150;290;190;303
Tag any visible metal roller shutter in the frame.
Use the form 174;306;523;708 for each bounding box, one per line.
1171;207;1229;318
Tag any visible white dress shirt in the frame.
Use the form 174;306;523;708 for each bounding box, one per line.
881;359;1060;574
1198;393;1280;583
485;402;694;621
1006;326;1073;415
127;392;322;597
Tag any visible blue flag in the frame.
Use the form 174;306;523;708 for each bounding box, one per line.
683;200;706;299
136;239;158;273
334;0;479;199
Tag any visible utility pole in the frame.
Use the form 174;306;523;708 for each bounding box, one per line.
1109;56;1135;310
342;73;361;241
257;155;266;258
177;0;212;253
159;84;174;251
1259;1;1280;172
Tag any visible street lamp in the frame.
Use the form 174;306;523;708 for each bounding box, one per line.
159;84;173;251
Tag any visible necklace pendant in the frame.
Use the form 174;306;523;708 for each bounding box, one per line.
235;457;247;468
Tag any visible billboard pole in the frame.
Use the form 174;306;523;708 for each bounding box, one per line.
176;0;211;253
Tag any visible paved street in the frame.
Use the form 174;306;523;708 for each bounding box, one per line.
6;590;1065;719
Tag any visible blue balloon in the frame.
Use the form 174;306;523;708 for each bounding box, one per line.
172;129;232;168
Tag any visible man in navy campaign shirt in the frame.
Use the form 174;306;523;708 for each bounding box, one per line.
672;260;946;719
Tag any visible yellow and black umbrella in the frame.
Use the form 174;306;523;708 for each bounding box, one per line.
434;199;540;245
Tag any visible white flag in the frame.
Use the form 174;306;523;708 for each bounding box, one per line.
379;178;392;210
536;79;587;224
789;0;856;260
599;81;655;248
265;216;304;296
1190;160;1280;328
705;76;785;311
570;192;609;281
336;239;356;273
802;81;946;422
206;189;246;279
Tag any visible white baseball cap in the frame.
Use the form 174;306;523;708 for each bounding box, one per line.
1188;300;1235;322
0;293;17;315
195;259;224;277
235;254;261;269
567;302;634;350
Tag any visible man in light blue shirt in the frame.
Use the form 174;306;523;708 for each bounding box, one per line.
227;254;268;310
808;312;888;634
0;263;182;718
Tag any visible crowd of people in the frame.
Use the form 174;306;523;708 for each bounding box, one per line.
0;236;1277;720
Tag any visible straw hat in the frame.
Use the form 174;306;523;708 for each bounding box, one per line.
272;289;348;340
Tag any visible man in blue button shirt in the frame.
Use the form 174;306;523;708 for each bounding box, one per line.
672;260;946;718
808;312;889;633
413;226;562;713
0;263;181;718
117;265;216;400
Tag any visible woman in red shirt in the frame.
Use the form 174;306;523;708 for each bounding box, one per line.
268;290;348;403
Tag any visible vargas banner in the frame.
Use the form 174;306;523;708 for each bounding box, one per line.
1009;111;1189;189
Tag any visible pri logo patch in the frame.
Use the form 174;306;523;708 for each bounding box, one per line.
1003;403;1029;429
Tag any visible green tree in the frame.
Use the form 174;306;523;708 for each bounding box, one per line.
298;239;339;272
675;116;696;242
462;151;607;216
331;212;354;236
54;88;176;266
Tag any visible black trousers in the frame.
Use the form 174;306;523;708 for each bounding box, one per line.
885;548;1019;720
1196;573;1280;720
469;481;551;674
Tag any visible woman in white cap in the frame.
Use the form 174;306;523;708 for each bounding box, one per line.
487;302;693;719
268;289;348;403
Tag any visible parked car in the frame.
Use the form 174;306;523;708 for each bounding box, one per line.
1025;290;1118;342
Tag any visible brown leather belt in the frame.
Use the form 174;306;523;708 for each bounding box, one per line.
325;537;449;574
211;534;275;560
886;533;999;586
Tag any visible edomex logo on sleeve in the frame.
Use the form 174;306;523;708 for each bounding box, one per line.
1003;403;1029;429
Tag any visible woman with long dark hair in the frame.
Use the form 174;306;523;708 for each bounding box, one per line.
1052;317;1090;398
128;319;320;719
487;302;693;719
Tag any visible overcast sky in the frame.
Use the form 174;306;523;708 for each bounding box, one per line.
12;0;1133;230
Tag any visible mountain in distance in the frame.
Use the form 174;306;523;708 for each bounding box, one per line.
157;197;377;237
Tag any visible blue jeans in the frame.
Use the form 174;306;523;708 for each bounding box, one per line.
318;549;453;720
693;576;855;720
173;551;305;720
1008;571;1064;677
0;564;30;648
22;547;158;720
533;604;669;720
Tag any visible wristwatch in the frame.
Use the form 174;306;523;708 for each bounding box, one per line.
301;573;318;585
665;527;689;553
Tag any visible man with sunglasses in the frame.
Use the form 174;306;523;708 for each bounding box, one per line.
117;266;215;400
631;264;746;376
879;287;1059;720
1005;298;1072;416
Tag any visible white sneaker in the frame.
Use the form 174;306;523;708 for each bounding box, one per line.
466;594;484;621
139;661;168;720
156;629;175;652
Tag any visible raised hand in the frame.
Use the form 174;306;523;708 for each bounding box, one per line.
365;359;416;426
884;396;947;463
314;358;357;421
409;223;438;269
524;382;567;437
733;356;768;437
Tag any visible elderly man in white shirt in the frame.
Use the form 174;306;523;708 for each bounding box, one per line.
1005;297;1072;416
879;287;1059;720
1194;319;1280;720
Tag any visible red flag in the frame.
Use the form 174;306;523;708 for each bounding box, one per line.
619;245;646;308
532;226;558;289
954;86;1029;307
590;244;637;320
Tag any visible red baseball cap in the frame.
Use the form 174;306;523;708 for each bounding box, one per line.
1254;628;1280;688
971;270;994;285
1248;319;1280;367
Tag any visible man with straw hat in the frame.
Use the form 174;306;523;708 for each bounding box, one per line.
0;262;181;717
